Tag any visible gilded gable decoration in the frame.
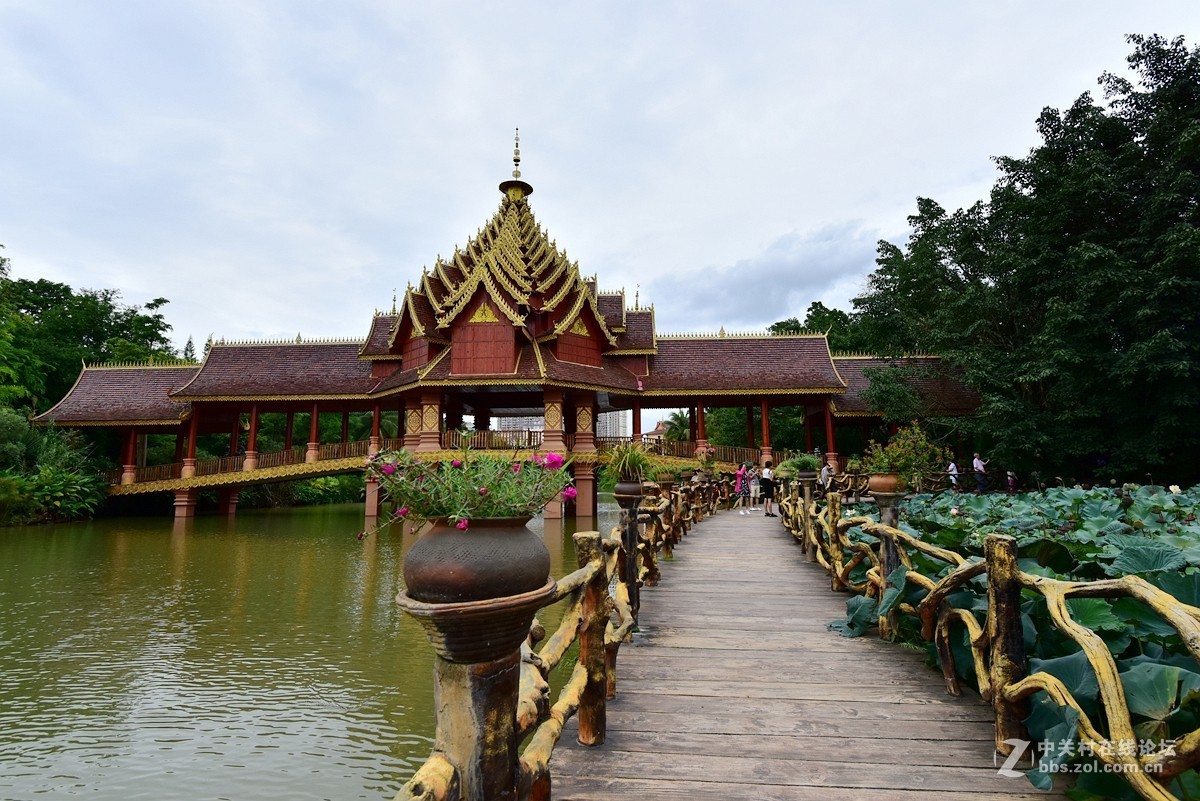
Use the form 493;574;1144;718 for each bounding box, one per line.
469;304;501;323
569;318;590;337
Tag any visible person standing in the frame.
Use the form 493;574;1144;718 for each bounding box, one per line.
761;460;777;517
749;466;761;511
947;458;959;491
973;452;989;494
734;462;751;515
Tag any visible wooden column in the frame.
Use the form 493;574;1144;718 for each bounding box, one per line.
416;390;443;452
760;399;772;464
630;401;641;441
173;430;184;464
365;403;382;523
986;535;1028;753
244;405;259;470
306;403;320;463
575;531;608;746
873;491;906;638
284;410;294;451
688;407;697;444
695;403;707;445
228;416;240;456
120;429;137;485
570;394;598;519
542;389;565;518
369;403;381;455
824;398;838;473
181;409;200;478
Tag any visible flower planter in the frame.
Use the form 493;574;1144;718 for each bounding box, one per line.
402;517;550;604
867;472;902;494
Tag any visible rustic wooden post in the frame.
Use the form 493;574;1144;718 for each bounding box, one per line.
872;491;906;639
827;491;844;591
800;477;816;561
985;534;1027;754
397;573;554;800
574;531;609;746
613;480;643;624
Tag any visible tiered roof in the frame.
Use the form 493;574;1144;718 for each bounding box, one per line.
641;334;844;396
33;364;197;426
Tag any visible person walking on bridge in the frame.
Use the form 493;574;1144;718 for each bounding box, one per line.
761;460;777;517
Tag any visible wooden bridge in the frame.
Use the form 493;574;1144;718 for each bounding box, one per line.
549;511;1058;800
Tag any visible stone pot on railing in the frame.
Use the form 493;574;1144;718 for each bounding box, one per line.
867;472;902;494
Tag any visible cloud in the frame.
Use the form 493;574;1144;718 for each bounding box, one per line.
645;222;881;333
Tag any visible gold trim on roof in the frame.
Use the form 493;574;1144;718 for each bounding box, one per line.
469;303;501;323
33;417;186;427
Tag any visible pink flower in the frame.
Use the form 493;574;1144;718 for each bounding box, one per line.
562;486;578;500
543;453;564;470
381;463;396;475
478;487;489;495
513;463;522;473
456;519;469;531
398;507;410;517
452;459;462;467
356;530;367;541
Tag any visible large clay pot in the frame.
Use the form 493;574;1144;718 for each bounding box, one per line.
867;472;902;494
403;517;550;604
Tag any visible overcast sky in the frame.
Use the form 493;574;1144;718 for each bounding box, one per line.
2;2;1198;352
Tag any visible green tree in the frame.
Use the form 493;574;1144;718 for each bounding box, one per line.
853;34;1200;482
769;301;867;353
182;336;197;363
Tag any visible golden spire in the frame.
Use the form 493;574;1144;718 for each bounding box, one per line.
512;128;522;179
391;289;397;314
499;127;533;199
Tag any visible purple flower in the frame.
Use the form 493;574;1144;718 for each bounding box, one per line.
398;507;410;517
513;463;522;473
381;463;396;475
562;486;578;500
478;487;489;495
543;453;565;470
452;459;462;467
456;519;469;531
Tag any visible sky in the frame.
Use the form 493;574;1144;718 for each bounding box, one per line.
2;1;1199;354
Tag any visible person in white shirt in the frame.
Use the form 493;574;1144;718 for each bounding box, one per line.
972;453;988;494
761;460;777;517
947;459;959;491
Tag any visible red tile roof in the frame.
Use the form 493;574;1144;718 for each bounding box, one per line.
613;310;656;352
172;342;380;399
542;348;641;391
33;366;195;425
360;315;398;356
597;293;625;329
831;357;979;416
641;336;843;394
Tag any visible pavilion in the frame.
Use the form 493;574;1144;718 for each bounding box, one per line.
35;138;974;519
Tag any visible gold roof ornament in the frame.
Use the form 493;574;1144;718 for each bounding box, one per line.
499;127;533;200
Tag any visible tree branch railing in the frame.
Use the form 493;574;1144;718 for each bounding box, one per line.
778;479;1200;799
396;479;727;800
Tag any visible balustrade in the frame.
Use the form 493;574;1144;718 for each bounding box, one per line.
778;482;1200;800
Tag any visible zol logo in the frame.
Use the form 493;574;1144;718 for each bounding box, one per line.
995;739;1033;778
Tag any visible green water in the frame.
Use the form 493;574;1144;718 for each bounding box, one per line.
0;500;618;801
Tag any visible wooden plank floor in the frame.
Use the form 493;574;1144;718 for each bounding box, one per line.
550;510;1063;800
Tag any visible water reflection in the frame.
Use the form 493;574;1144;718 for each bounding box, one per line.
0;497;619;800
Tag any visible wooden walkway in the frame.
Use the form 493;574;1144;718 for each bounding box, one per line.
551;511;1063;800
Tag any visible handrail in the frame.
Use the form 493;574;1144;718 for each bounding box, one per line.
778;481;1200;798
254;447;308;470
395;479;729;800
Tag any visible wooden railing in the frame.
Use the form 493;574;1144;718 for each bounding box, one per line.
254;447;308;470
396;479;729;800
440;429;546;451
133;462;182;482
711;444;758;465
195;454;245;476
778;481;1200;799
647;439;696;458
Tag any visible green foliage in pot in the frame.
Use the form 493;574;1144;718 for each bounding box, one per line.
778;453;822;477
606;441;656;482
863;422;951;491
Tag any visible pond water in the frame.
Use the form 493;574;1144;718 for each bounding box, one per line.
0;499;619;801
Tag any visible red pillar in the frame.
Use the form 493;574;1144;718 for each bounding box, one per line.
182;408;200;478
284;411;294;451
369;403;381;455
244;404;259;470
631;401;641;442
306;403;320;463
688;407;697;443
120;429;137;485
228;415;240;456
824;398;839;473
341;410;350;456
760;399;772;465
173;430;184;463
696;403;707;444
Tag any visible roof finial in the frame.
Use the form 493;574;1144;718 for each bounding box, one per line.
391;289;398;314
512;128;521;179
634;284;640;310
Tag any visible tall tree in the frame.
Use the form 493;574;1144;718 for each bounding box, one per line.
182;336;197;363
853;34;1200;482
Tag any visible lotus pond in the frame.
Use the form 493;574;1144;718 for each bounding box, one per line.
836;485;1200;800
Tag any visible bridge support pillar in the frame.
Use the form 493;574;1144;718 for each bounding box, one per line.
572;462;596;518
217;488;239;517
824;451;839;474
120;465;136;485
364;479;381;523
180;458;197;479
174;488;199;519
368;435;380;457
243;451;258;471
416;390;443;452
